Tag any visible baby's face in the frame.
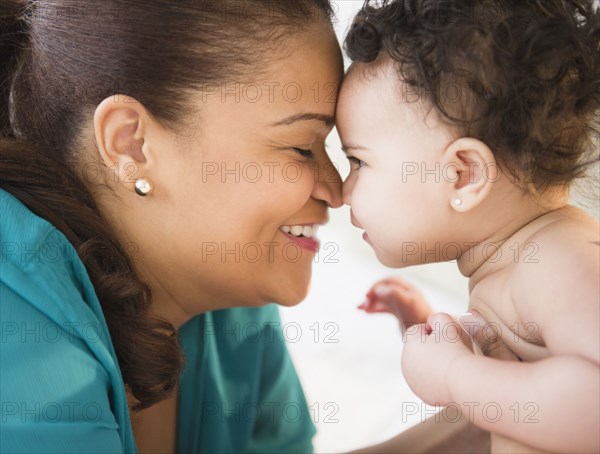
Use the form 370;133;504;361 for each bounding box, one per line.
336;61;457;267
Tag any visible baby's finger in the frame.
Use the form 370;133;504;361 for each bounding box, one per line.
373;283;415;304
379;276;412;289
458;311;521;361
358;301;393;313
427;312;455;325
366;276;412;298
427;312;462;339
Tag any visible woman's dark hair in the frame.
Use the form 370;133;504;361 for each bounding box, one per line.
1;0;334;411
345;0;600;192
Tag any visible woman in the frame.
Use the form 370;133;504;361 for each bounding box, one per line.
1;0;343;452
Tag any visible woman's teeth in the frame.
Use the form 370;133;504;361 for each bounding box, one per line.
280;225;319;238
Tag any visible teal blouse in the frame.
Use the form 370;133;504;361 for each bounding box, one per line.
0;188;316;453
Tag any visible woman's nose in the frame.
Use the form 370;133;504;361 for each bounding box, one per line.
311;158;343;208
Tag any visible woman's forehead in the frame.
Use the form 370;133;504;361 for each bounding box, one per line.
189;36;341;127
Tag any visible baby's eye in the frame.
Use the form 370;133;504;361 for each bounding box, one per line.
347;156;365;170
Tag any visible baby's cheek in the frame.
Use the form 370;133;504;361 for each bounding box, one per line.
351;177;381;214
353;179;396;233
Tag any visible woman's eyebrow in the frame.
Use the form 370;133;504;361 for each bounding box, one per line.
271;113;335;127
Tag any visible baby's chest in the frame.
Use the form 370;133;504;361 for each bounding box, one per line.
468;273;550;362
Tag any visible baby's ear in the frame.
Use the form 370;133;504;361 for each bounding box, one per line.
443;138;498;212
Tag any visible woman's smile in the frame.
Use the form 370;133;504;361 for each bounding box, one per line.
279;222;327;252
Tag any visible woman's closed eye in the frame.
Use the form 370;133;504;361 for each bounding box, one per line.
347;155;365;169
292;147;315;159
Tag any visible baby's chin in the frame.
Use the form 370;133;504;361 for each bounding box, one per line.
372;248;414;269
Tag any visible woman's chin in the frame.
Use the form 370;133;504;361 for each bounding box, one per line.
270;274;312;307
274;283;311;307
268;258;314;306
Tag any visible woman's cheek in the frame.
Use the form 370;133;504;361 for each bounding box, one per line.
290;162;321;200
251;161;314;212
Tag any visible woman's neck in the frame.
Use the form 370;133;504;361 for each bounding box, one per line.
89;180;196;330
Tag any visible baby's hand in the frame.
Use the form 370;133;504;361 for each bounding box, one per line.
358;277;433;333
401;313;474;405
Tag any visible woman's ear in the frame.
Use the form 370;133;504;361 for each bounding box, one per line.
93;95;151;188
443;137;498;212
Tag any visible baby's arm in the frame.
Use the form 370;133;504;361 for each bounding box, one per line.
403;236;600;453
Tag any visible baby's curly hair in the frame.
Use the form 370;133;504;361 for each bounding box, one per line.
345;0;600;193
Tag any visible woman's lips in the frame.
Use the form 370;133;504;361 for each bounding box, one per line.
279;230;320;253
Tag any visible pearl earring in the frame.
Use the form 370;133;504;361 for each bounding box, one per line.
453;198;462;206
134;178;153;197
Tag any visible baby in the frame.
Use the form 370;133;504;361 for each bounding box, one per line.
337;0;600;452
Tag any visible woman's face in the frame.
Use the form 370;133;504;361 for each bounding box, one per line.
94;21;344;322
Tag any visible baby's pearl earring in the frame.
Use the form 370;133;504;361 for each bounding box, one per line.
134;178;154;197
453;198;462;206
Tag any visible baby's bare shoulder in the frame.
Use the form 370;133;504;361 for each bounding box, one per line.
514;206;598;274
508;206;599;361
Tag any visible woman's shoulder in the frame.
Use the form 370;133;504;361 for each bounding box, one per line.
1;187;58;247
1;188;81;276
0;188;136;452
1;189;99;321
0;188;122;356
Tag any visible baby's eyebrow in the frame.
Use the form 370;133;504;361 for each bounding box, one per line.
341;145;368;154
